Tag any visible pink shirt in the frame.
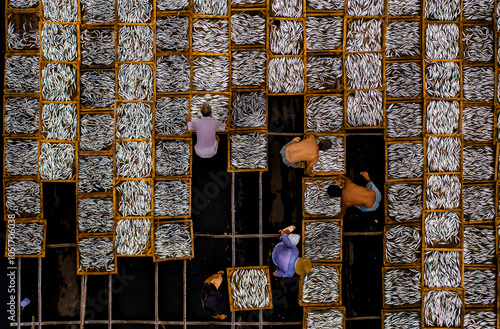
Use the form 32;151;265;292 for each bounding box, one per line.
188;117;225;158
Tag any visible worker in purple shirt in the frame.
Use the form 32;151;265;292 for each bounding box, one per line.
185;103;232;158
271;226;312;277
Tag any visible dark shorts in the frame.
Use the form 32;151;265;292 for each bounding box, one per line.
280;140;301;168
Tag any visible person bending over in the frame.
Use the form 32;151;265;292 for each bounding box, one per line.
201;271;227;320
271;225;312;277
280;132;332;175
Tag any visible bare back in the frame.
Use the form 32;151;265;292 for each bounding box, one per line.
342;179;376;208
285;136;319;163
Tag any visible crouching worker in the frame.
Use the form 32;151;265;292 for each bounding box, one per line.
201;271;227;320
271;225;312;277
280;133;333;176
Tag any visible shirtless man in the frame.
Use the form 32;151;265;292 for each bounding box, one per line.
280;133;332;175
327;171;381;214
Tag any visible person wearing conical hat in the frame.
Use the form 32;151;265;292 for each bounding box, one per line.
271;225;312;277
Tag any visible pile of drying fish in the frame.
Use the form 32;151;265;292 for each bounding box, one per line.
118;64;154;100
117;0;152;23
268;57;304;93
154;180;190;217
116;141;153;178
386;103;422;139
155;97;189;135
230;132;267;169
157;0;188;10
463;0;494;20
5;55;39;93
463;66;494;102
5;139;38;176
307;0;343;10
425;0;460;20
8;21;40;50
230;268;270;309
194;0;227;15
426;174;461;209
426;136;461;172
306;96;343;133
156;140;191;176
305;309;343;329
346;53;382;89
384;311;421;329
425;61;460;98
346;90;383;127
384;268;421;306
116;103;153;139
4;97;39;135
77;156;113;193
463;145;494;181
387;184;423;222
306;16;343;51
385;21;420;58
387;143;423;179
313;136;345;174
116;219;151;255
8;0;39;9
193;56;229;92
426;100;460;134
42;63;76;101
116;180;152;217
192;19;229;53
424;250;461;288
12;222;45;255
386;62;422;98
232;51;266;87
302;265;340;304
191;94;229;122
81;71;115;108
81;29;115;65
464;269;496;306
156;56;191;93
156;16;189;51
385;225;421;264
272;0;302;17
78;237;115;272
303;180;341;217
425;24;459;60
424;212;461;247
78;198;114;233
231;92;267;129
80;114;114;151
41;0;78;22
463;186;495;222
39;143;75;180
118;26;154;62
42;103;77;141
347;0;383;16
270;20;303;55
304;221;341;261
346;19;382;52
231;12;266;46
388;0;420;15
462;106;494;142
5;181;41;218
41;23;77;61
81;0;115;23
424;290;462;328
307;56;342;90
155;223;192;259
463;26;493;62
464;311;496;329
464;227;495;265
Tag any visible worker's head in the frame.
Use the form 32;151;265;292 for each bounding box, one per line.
288;233;300;246
201;103;212;117
327;185;342;198
295;257;312;275
318;138;333;151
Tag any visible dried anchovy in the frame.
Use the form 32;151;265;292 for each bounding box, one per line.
81;71;115;109
307;56;342;90
306;96;343;133
464;227;495;265
116;103;152;139
306;16;342;51
463;106;494;142
118;64;154;101
117;0;152;23
464;270;496;305
464;310;496;329
424;212;460;247
387;184;423;222
424;290;462;327
463;186;495;222
302;266;340;304
42;63;76;101
463;26;493;62
157;0;189;11
232;51;266;87
39;143;75;180
346;19;382;52
193;56;229;92
78;156;113;193
307;0;343;10
156;140;191;176
271;0;302;18
425;61;460;98
78;198;113;233
194;0;227;15
268;57;304;93
230;133;267;169
388;0;420;16
385;21;420;58
116;142;153;178
81;29;115;65
424;250;461;288
78;237;115;272
8;21;40;50
313;136;345;173
426;100;459;134
385;225;421;264
304;221;341;261
230;269;270;309
346;90;383;127
425;24;459;60
80;114;114;151
191;94;229;122
5;139;38;176
463;145;494;181
12;223;44;255
116;219;151;255
231;92;267;129
116;180;151;217
425;0;460;20
42;103;77;141
426;174;461;209
156;56;191;93
464;0;494;20
155;223;192;259
345;53;382;89
81;0;115;23
384;268;421;306
304;179;341;217
155;97;189;136
269;20;303;55
42;0;78;22
426;136;461;172
5;55;40;93
347;0;383;16
232;0;264;4
192;19;229;53
387;143;423;179
156;16;189;51
41;23;77;61
118;26;154;62
231;12;265;46
386;62;422;98
306;309;343;329
384;311;421;329
464;66;494;102
386;103;422;139
154;180;190;217
9;0;38;8
5;97;39;135
5;181;41;218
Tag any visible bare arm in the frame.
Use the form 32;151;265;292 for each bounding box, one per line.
225;115;233;129
305;157;318;175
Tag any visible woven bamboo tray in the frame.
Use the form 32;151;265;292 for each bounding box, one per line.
153;219;194;262
226;265;273;311
4;219;46;258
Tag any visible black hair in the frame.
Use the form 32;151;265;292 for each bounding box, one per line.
201;103;212;117
327;185;342;198
318;138;333;151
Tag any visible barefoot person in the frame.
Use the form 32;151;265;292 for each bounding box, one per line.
327;171;381;214
280;133;333;175
201;271;227;320
186;103;232;158
271;226;312;278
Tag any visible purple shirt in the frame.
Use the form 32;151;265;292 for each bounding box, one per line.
188;117;226;158
271;234;299;277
